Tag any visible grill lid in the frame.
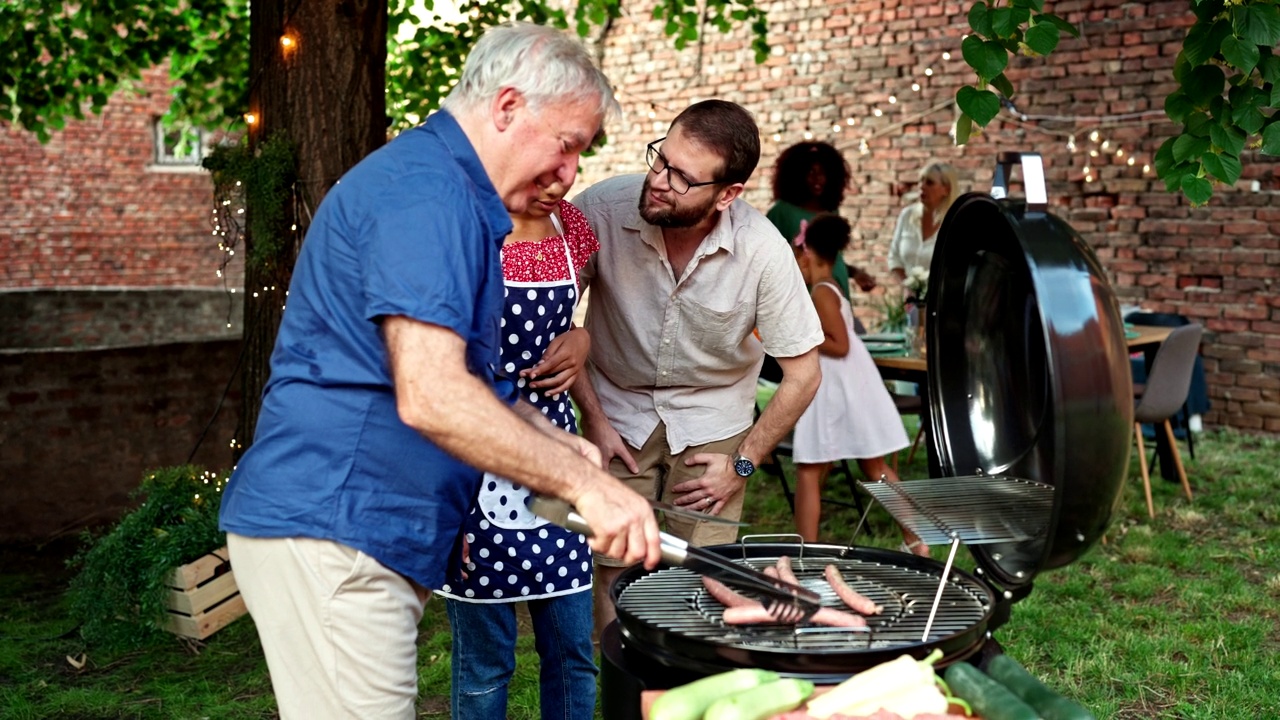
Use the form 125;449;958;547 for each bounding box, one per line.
924;152;1133;589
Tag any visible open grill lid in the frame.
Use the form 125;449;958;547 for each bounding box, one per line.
923;152;1133;590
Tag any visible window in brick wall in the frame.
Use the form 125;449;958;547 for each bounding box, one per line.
152;118;211;167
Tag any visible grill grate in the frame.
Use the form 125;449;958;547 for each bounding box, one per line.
616;554;990;652
858;475;1053;546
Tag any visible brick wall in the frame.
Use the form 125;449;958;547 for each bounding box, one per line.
0;340;241;542
0;66;244;291
576;0;1280;433
1;288;243;349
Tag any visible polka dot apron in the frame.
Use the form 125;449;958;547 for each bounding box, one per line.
440;216;592;601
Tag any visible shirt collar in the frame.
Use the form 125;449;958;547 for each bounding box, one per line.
426;110;514;241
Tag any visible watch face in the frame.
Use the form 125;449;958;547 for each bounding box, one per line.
734;455;755;477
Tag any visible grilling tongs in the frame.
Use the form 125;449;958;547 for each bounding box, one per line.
529;496;822;623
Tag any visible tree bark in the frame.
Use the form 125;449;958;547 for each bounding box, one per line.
236;0;387;456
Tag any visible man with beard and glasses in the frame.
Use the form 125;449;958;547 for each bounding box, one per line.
570;99;823;637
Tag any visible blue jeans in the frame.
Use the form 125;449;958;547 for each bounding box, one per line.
446;590;597;720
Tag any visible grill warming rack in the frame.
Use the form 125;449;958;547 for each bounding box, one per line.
853;474;1054;640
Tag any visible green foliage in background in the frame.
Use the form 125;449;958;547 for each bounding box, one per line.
955;0;1280;205
202;132;297;272
66;466;229;651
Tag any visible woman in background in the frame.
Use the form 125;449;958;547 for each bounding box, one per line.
887;161;959;297
767;142;875;299
791;214;928;556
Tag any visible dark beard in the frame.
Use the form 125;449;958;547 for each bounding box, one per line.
638;175;719;228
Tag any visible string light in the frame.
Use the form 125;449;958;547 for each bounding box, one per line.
243;112;258;126
279;34;297;50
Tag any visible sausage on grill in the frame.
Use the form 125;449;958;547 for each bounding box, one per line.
825;564;883;615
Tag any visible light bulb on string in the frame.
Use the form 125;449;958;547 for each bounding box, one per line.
942;52;951;60
1089;130;1100;142
772;132;782;142
1089;149;1098;157
888;95;897;104
1116;148;1125;157
831;124;841;133
803;129;814;140
243;112;258;126
1143;164;1151;173
872;107;883;117
924;67;933;76
1101;140;1110;151
846;117;855;126
280;34;297;51
1127;156;1136;166
911;83;921;92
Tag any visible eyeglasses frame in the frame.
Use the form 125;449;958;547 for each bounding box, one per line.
645;137;738;195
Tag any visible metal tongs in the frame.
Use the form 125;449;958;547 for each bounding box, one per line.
529;496;822;624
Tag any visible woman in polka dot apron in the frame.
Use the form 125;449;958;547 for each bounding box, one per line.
438;180;600;720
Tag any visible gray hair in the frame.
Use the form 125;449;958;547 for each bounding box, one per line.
442;23;619;120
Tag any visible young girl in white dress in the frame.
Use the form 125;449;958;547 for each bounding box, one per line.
791;214;929;556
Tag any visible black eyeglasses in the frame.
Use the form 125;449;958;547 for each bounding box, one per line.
645;138;732;194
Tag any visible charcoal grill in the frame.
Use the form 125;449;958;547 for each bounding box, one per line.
601;153;1133;718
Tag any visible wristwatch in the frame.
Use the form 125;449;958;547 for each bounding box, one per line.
731;453;756;478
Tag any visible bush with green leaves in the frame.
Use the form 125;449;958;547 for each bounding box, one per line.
67;465;230;650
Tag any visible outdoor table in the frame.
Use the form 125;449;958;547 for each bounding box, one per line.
1126;324;1180;481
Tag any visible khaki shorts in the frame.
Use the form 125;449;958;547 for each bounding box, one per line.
228;533;431;720
595;422;751;568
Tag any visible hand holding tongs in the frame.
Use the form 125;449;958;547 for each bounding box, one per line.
529;496;822;624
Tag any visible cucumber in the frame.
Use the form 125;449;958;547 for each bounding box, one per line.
648;668;778;720
703;678;815;720
987;654;1097;720
944;661;1039;720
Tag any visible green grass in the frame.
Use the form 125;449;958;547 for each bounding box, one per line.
2;425;1278;718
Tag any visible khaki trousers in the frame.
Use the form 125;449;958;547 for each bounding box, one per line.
227;533;431;720
595;422;751;568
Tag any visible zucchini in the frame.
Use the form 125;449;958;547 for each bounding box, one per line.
648;668;778;720
703;678;815;720
944;661;1039;720
987;654;1097;720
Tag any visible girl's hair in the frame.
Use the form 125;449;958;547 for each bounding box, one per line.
920;161;961;217
801;213;851;265
771;142;850;210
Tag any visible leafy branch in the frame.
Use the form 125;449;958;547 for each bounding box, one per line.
952;0;1080;145
1158;0;1280;205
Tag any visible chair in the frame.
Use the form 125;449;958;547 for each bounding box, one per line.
1125;311;1209;461
1132;323;1202;518
888;392;926;475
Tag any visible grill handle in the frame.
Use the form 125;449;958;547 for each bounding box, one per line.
990;151;1047;213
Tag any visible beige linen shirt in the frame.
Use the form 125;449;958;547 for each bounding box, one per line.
574;174;823;453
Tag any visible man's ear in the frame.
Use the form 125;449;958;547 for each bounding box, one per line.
491;87;525;132
714;182;746;212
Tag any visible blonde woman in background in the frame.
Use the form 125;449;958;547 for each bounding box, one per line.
887;161;960;297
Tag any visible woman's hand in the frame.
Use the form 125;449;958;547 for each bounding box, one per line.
521;327;590;396
852;267;877;293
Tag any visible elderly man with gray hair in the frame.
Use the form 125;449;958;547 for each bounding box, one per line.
218;23;661;719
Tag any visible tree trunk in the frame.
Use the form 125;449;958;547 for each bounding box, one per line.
236;0;387;457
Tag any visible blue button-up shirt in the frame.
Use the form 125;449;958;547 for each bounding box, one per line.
219;110;514;589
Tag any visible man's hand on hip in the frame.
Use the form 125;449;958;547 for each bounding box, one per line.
581;417;640;473
672;453;746;517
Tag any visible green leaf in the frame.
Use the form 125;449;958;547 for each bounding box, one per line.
1024;22;1060;56
962;35;1009;79
1263;120;1280;155
1201;152;1242;184
955;112;974;145
1191;0;1225;22
1260;53;1280;84
1164;91;1195;123
1219;35;1260;75
956;85;1001;125
1272;83;1280;107
1183;19;1231;67
1011;0;1045;11
1154;136;1178;175
1233;3;1280;47
1039;13;1080;38
1232;103;1266;134
1181;64;1225;106
968;2;993;38
1186;111;1213;137
991;7;1029;36
1172;133;1211;163
1181;174;1213;206
1210;123;1246;156
990;73;1015;98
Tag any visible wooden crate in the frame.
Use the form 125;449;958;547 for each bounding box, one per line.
162;546;247;640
